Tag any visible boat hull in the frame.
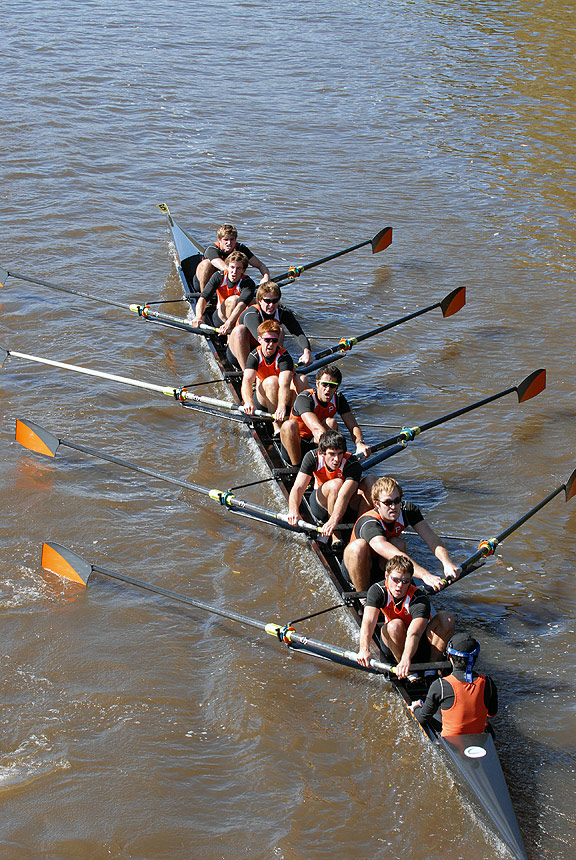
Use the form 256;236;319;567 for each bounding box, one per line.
161;213;528;860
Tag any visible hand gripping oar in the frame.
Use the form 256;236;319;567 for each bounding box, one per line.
295;287;465;376
271;227;393;284
0;349;273;422
436;467;576;591
40;541;442;677
360;369;546;471
16;419;319;536
0;266;218;338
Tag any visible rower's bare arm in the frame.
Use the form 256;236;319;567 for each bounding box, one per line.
276;370;293;421
219;301;247;335
193;296;207;325
241;369;257;412
368;534;407;562
342;412;371;457
249;254;270;283
323;479;358;535
301;410;328;442
357;605;379;666
299;347;312;366
288;472;310;525
396;618;428;678
414;520;459;586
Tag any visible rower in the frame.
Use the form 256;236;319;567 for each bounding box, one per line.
287;430;373;539
280;364;371;466
357;555;454;680
195;223;270;290
241;319;296;434
227;282;312;370
408;632;498;734
191;251;256;337
343;476;459;592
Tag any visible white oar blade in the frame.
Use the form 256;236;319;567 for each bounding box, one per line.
41;542;92;586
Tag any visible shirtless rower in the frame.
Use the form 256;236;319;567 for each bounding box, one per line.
357;555;455;680
192;251;256;337
195;223;270;291
228;281;312;370
280;364;371;466
343;476;459;592
241;319;296;434
287;430;373;538
408;632;498;733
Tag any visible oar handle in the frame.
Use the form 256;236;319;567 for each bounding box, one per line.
130;304;220;336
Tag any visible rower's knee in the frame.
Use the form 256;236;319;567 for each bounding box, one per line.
196;259;214;288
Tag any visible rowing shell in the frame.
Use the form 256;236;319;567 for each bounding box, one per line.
161;210;528;860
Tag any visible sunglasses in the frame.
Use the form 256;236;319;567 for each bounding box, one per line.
261;336;279;343
388;576;412;585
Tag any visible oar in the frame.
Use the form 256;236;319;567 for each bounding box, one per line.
0;348;273;421
271;227;393;283
0;266;129;311
40;541;444;677
436;468;576;591
295;287;465;375
0;266;217;338
16;419;319;536
360;369;546;470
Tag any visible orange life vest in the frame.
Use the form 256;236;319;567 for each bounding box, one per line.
374;583;428;627
216;273;244;308
350;507;406;543
255;345;289;382
312;451;352;489
440;673;489;736
291;389;338;440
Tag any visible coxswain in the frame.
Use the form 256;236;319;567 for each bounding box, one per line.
280;364;371;466
191;251;256;337
287;430;373;538
343;476;459;592
241;319;296;434
356;555;455;680
408;632;498;734
195;223;270;291
227;281;312;370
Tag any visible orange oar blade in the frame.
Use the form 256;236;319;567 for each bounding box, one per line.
565;469;576;502
371;227;393;254
440;286;466;317
517;368;546;402
15;419;60;457
41;542;93;586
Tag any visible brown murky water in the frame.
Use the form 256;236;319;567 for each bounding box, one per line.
1;2;574;858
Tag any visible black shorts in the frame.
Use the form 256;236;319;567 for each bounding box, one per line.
378;631;432;664
309;490;356;527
